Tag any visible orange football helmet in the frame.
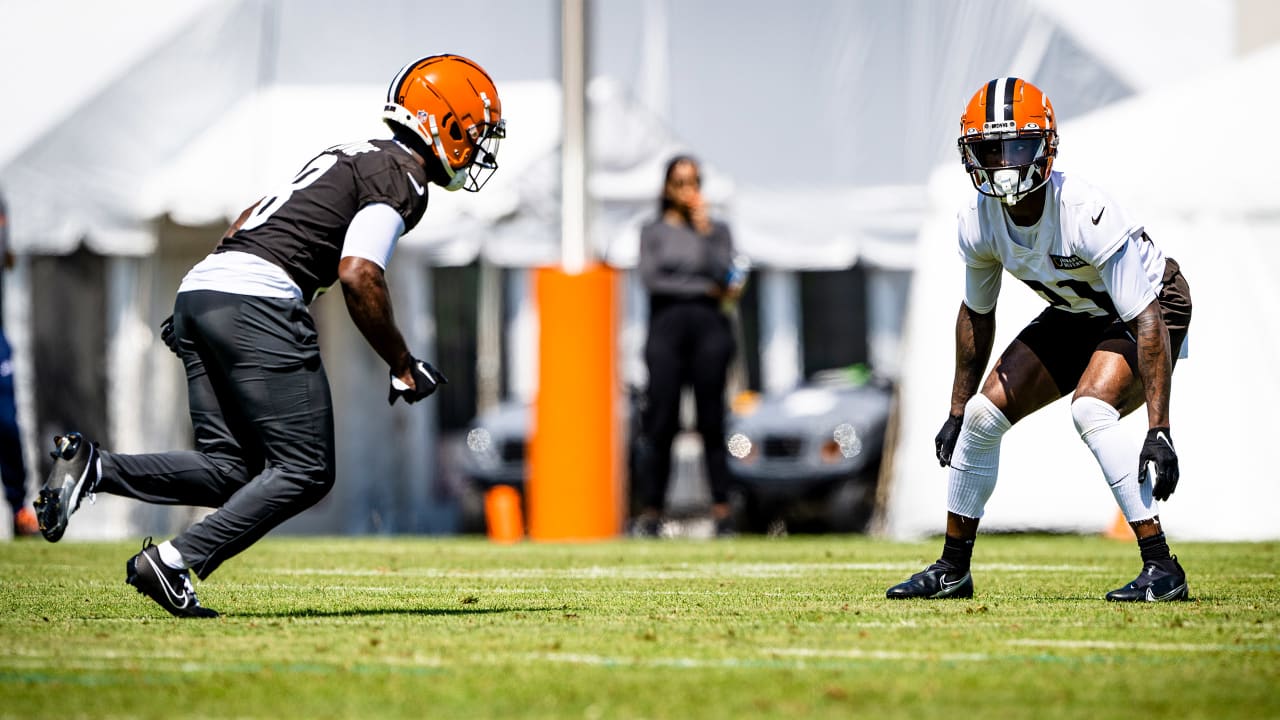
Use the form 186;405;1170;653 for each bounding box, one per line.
957;77;1057;205
383;54;505;192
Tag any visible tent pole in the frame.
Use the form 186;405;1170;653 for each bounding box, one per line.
560;0;588;275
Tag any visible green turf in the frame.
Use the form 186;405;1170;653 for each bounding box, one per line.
0;535;1275;719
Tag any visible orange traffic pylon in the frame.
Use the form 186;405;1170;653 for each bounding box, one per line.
485;485;525;544
1103;510;1132;541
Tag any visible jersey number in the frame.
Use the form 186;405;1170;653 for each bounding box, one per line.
1022;279;1118;316
240;153;340;232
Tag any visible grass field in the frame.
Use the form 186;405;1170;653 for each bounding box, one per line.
0;534;1276;719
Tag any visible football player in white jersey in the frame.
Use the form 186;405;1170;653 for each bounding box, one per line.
887;78;1192;602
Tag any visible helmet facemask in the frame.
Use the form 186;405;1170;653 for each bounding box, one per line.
422;91;505;192
959;131;1056;206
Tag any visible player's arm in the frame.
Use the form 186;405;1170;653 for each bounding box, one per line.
1098;240;1179;498
338;204;447;404
1126;300;1171;428
950;301;996;417
340;257;412;377
337;204;413;381
1096;242;1171;428
935;262;999;466
950;261;1001;414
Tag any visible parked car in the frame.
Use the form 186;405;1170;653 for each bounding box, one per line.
724;368;893;534
454;372;892;535
453;401;530;533
454;388;648;533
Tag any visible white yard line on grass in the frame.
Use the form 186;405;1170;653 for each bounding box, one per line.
0;650;449;673
261;561;1104;580
529;647;991;669
765;647;990;662
1007;639;1278;653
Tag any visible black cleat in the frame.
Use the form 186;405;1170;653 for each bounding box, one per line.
886;561;974;599
1105;556;1189;602
33;433;100;542
125;538;220;618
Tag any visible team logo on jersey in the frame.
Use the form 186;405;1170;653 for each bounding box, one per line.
1049;254;1088;270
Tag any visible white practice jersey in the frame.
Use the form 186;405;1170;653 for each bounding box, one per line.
958;171;1167;321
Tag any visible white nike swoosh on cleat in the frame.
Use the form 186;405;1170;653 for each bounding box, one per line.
62;468;86;513
937;573;969;596
1145;583;1187;602
142;552;191;609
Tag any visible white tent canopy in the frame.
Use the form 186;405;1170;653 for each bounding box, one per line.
886;45;1280;541
0;0;223;170
0;0;267;255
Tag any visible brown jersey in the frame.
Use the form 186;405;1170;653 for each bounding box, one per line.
218;139;429;301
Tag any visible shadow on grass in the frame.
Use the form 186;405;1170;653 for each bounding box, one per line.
233;605;565;619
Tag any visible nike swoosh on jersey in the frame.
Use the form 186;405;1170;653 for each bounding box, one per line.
407;173;425;196
1092;207;1105;225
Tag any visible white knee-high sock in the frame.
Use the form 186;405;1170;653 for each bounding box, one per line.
1071;396;1157;522
947;394;1012;518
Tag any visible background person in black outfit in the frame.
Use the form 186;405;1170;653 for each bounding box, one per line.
634;155;741;537
33;55;505;617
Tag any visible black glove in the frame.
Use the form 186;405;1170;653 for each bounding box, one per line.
1139;427;1179;501
159;315;179;356
388;358;448;405
935;413;963;467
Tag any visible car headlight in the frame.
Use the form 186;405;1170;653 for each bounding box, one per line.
727;432;756;463
821;423;863;464
466;428;499;468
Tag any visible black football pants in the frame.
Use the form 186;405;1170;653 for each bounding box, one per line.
641;297;736;511
97;290;335;579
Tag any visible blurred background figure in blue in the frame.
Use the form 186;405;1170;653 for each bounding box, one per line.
0;189;34;537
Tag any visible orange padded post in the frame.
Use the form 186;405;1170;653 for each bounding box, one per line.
527;264;621;540
484;485;525;544
1103;510;1132;541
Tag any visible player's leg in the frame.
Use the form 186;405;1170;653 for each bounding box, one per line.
1075;261;1191;602
37;291;265;543
688;304;736;536
1074;343;1187;602
163;294;335;581
97;299;264;506
889;310;1079;599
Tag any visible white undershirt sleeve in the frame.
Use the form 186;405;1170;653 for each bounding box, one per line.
341;203;405;269
1097;238;1158;322
963;263;1002;314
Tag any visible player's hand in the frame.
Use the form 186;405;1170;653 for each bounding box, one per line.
934;413;963;467
159;315;180;356
1139;427;1179;501
388;357;448;405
